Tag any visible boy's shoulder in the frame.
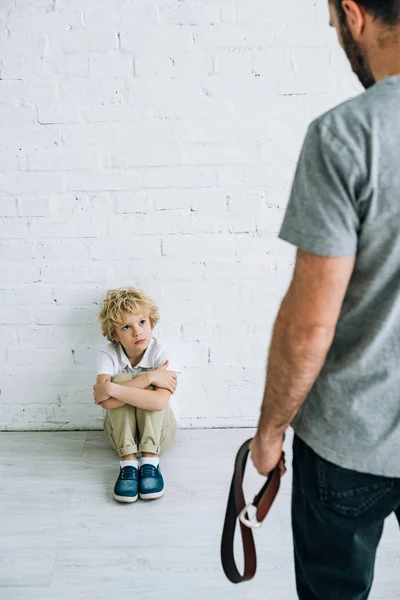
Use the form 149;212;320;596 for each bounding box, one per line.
150;337;180;372
149;337;172;358
98;342;119;357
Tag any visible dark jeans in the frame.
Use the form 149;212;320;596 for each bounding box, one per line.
292;434;400;600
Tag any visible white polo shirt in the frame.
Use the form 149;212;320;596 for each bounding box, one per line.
97;337;180;418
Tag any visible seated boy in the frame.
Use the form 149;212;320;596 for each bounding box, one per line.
93;286;179;503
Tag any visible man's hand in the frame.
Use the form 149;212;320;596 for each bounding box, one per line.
93;381;112;405
249;431;286;478
150;361;178;394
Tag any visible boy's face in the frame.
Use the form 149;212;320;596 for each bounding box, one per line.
112;311;152;357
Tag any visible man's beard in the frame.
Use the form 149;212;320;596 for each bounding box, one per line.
339;19;376;89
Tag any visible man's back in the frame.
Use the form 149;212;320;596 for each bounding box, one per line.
279;76;400;476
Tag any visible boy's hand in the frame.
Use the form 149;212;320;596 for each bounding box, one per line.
150;361;178;394
93;381;112;404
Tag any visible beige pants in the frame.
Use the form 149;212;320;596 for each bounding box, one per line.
103;373;177;458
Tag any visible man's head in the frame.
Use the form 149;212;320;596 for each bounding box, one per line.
329;0;400;89
99;287;159;354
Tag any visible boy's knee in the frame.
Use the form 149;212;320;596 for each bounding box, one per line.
112;373;133;384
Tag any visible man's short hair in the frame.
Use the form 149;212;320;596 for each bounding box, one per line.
334;0;400;25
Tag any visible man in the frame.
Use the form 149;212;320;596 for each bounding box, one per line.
250;1;400;598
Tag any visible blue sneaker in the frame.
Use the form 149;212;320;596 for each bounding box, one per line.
139;464;164;500
113;466;138;503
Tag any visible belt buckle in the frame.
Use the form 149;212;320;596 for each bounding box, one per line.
238;503;262;529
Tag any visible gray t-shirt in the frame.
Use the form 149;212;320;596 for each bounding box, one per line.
279;76;400;477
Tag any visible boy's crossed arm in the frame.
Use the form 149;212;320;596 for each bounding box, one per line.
93;362;177;411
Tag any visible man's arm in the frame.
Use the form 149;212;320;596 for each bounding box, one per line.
251;249;356;475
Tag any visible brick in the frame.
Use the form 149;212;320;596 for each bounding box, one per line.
193;25;275;48
7;11;82;34
0;152;20;172
143;166;217;188
0;266;41;285
28;150;97;172
17;325;52;347
85;7;159;31
0;34;46;56
57;79;126;105
7;348;74;367
0;219;29;238
0;289;17;304
0;198;18;217
90;236;160;260
14;0;54;8
18;197;50;217
120;27;193;52
0;105;36;126
0;55;43;80
51;286;102;306
106;144;182;169
0;173;63;194
159;5;221;26
116;192;150;214
174;341;209;368
163;234;236;259
213;48;253;74
48;192;116;218
29;219;97;239
13;285;54;305
82;104;154;124
0;240;35;259
181;143;262;166
0;307;31;324
90;54;132;79
49;324;100;345
0;81;56;104
1;126;61;153
127;78;227;119
40;264;111;283
56;56;90;77
47;31;117;54
35;239;93;261
67;170;141;192
33;306;96;325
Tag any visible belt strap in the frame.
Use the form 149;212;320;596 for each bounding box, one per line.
220;438;283;584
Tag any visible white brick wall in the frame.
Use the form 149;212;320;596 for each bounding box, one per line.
0;0;361;430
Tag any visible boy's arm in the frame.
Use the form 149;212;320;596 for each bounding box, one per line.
106;381;171;411
95;374;125;409
95;373;154;410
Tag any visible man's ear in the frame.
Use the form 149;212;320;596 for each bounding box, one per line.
342;0;368;39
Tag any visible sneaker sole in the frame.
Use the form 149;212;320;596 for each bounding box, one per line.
114;493;138;503
139;490;165;500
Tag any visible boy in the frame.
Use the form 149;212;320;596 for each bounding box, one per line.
93;286;179;503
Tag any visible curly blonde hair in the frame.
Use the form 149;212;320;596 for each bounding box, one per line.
98;287;160;342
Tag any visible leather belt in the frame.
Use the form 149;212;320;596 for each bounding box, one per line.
220;438;284;583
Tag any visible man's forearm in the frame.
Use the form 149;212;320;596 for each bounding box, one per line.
258;309;334;437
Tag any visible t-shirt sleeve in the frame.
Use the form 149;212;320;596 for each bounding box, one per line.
153;344;182;374
278;120;361;257
96;350;115;376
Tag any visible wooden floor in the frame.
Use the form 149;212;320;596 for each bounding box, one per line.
0;428;398;600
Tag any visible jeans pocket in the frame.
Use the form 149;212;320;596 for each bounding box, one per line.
317;455;394;517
